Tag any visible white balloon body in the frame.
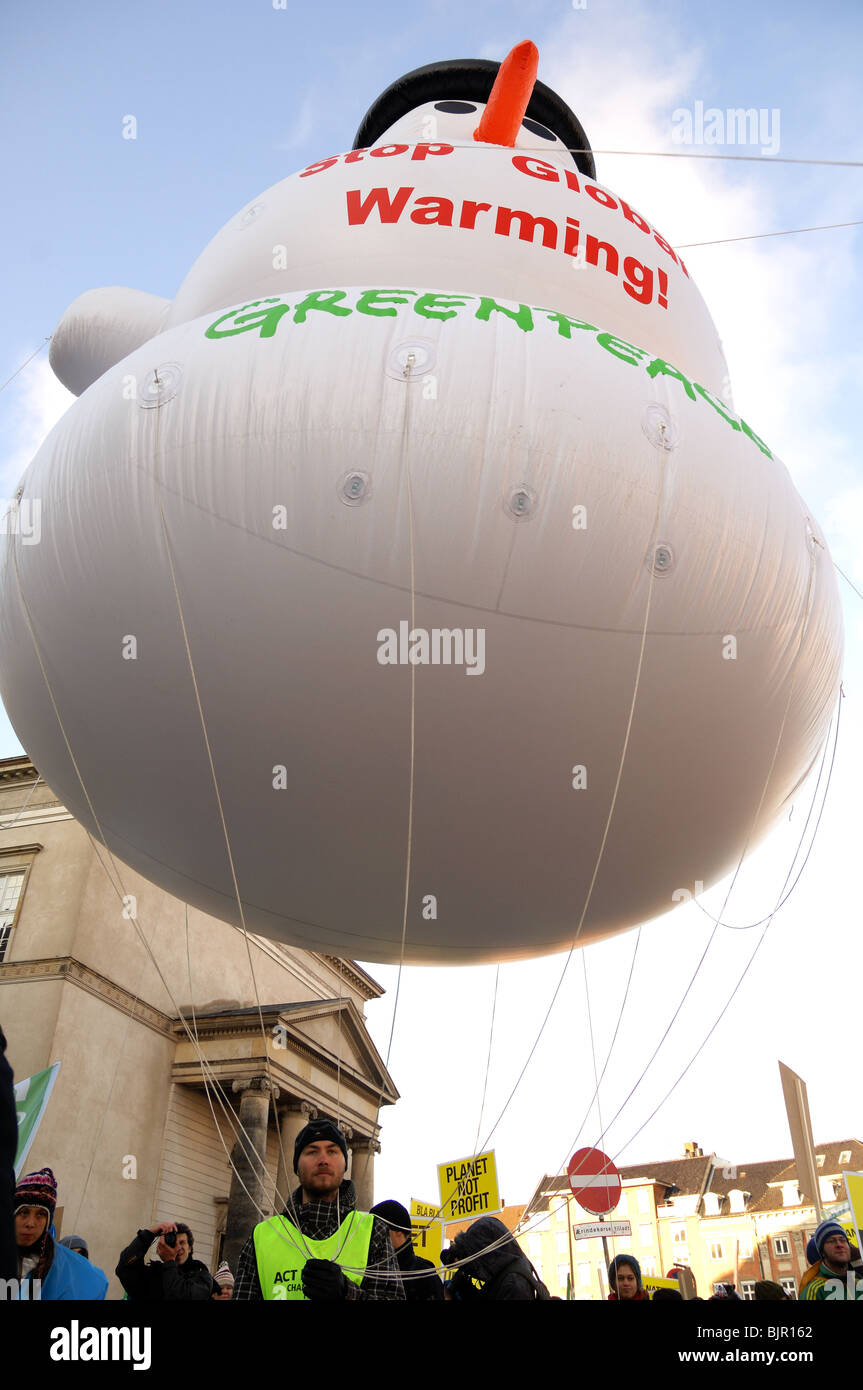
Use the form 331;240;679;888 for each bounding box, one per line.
0;286;842;962
49;132;732;401
165;138;730;395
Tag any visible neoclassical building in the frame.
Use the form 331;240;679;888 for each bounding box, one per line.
0;755;398;1295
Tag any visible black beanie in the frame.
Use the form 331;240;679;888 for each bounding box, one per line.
293;1116;348;1172
370;1200;412;1233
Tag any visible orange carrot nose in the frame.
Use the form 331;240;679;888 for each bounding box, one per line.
473;40;539;147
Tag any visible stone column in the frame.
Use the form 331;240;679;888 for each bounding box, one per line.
222;1077;278;1274
341;1125;354;1182
274;1101;317;1213
349;1136;381;1212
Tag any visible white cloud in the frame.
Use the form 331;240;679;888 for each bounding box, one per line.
2;350;74;498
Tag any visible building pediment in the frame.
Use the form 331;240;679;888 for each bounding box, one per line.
171;997;399;1107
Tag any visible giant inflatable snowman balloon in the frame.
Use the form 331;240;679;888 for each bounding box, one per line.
0;44;842;963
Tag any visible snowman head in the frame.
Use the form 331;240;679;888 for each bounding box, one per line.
353;45;595;178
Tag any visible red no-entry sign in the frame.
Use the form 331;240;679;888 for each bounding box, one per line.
567;1146;622;1215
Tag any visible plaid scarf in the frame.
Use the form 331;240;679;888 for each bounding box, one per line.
280;1179;357;1241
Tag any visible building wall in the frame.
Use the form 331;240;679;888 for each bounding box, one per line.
2;811;92;964
18;983;177;1298
155;1083;235;1274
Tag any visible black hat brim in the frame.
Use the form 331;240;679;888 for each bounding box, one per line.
353;57;596;180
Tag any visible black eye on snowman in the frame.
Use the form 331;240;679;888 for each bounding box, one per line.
434;101;478;114
521;117;556;141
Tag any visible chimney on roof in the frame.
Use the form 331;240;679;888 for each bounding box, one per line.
683;1141;703;1158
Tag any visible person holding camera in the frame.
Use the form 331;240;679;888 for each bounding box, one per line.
116;1220;216;1300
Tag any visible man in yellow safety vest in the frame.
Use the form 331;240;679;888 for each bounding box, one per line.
234;1117;404;1300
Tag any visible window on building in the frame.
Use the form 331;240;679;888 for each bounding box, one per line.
839;1150;852;1166
780;1277;797;1299
637;1187;649;1215
816;1154;825;1168
774;1236;791;1257
710;1242;724;1260
639;1222;653;1246
578;1263;591;1287
0;869;26;961
556;1231;568;1256
527;1234;542;1262
818;1176;837;1203
642;1257;657;1277
740;1281;756;1300
738;1239;753;1258
672;1223;687;1244
557;1264;569;1291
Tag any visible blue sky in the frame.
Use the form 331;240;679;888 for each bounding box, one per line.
2;0;862;1217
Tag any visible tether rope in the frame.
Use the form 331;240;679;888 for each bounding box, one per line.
607;677;841;1166
0;338;51;396
576;545;820;1158
553;678;838;1197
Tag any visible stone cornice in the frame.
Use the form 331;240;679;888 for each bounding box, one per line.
246;937;381;1004
0;805;71;825
0;955;174;1038
0;756;38;784
317;956;383;1001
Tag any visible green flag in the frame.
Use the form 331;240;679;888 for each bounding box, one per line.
14;1062;61;1179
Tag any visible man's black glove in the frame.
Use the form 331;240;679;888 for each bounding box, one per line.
301;1258;349;1301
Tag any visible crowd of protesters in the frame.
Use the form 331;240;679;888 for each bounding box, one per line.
602;1222;863;1303
3;1080;862;1300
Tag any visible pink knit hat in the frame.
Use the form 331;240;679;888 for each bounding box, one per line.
14;1166;57;1217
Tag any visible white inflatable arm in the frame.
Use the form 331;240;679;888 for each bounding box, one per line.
49;286;171;396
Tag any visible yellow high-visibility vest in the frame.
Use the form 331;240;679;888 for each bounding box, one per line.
253;1210;375;1300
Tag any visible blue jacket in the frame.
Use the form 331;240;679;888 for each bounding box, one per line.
20;1237;109;1300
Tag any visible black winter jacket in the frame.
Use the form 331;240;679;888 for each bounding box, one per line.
116;1230;216;1301
396;1243;445;1301
446;1216;547;1300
